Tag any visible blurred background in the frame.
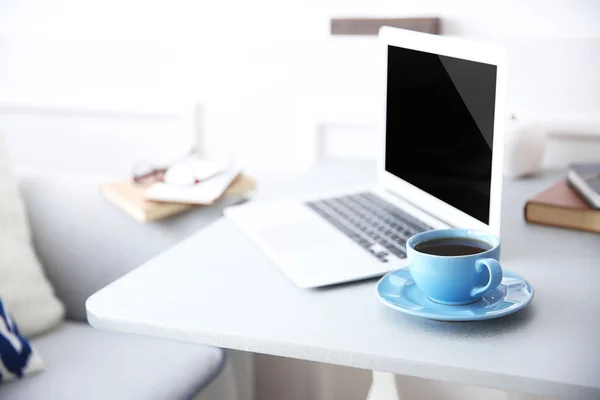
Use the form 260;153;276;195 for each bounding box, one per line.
1;2;599;400
1;0;599;179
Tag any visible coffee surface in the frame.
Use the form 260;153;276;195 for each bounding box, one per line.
414;237;492;256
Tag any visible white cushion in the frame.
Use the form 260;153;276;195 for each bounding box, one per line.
0;136;64;337
0;298;44;384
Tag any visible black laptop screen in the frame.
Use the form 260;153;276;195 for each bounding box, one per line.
385;45;497;224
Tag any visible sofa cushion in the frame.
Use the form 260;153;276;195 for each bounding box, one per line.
0;321;225;400
17;169;228;322
0;137;64;337
0;298;44;384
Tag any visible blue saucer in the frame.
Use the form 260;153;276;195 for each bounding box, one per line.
376;268;534;321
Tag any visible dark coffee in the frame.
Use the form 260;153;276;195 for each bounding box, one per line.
414;237;492;256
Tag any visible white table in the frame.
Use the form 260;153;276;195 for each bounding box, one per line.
87;161;600;399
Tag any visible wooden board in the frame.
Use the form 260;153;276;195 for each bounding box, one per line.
330;17;441;36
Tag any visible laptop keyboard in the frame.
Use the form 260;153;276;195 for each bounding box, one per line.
306;192;432;263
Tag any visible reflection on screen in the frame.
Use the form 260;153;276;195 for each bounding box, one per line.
385;45;497;224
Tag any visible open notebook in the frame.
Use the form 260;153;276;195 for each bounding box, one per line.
145;168;242;205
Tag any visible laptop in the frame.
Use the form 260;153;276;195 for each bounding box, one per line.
225;27;507;288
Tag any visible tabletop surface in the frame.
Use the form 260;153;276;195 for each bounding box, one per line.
87;161;600;399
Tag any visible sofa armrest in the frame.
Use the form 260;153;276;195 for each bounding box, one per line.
17;168;226;322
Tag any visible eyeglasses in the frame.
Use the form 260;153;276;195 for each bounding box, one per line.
131;161;168;184
131;157;226;186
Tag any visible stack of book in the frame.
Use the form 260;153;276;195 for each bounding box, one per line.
100;159;256;222
525;163;600;233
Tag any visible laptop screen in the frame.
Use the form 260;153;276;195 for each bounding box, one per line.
385;45;497;225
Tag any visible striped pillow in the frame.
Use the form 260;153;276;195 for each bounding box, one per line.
0;298;43;384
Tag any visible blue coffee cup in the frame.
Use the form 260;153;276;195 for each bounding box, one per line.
406;229;503;305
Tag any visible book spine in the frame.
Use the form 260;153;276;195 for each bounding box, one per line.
524;202;531;223
524;202;600;233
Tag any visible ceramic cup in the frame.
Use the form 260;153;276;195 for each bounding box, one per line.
406;229;503;305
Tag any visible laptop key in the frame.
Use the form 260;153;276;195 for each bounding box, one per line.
389;247;407;259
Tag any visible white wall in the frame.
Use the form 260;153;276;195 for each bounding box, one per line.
1;0;599;177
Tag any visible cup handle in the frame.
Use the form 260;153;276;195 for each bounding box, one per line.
470;258;503;298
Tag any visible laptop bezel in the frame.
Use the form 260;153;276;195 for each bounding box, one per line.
377;27;507;236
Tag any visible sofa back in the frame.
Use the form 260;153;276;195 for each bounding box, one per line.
17;169;226;321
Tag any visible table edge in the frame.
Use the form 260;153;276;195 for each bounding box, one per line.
86;299;598;399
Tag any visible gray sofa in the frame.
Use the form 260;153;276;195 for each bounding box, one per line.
0;169;233;399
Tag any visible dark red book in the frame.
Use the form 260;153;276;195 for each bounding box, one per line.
524;179;600;233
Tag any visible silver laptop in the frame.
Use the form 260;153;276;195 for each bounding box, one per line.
225;27;507;288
